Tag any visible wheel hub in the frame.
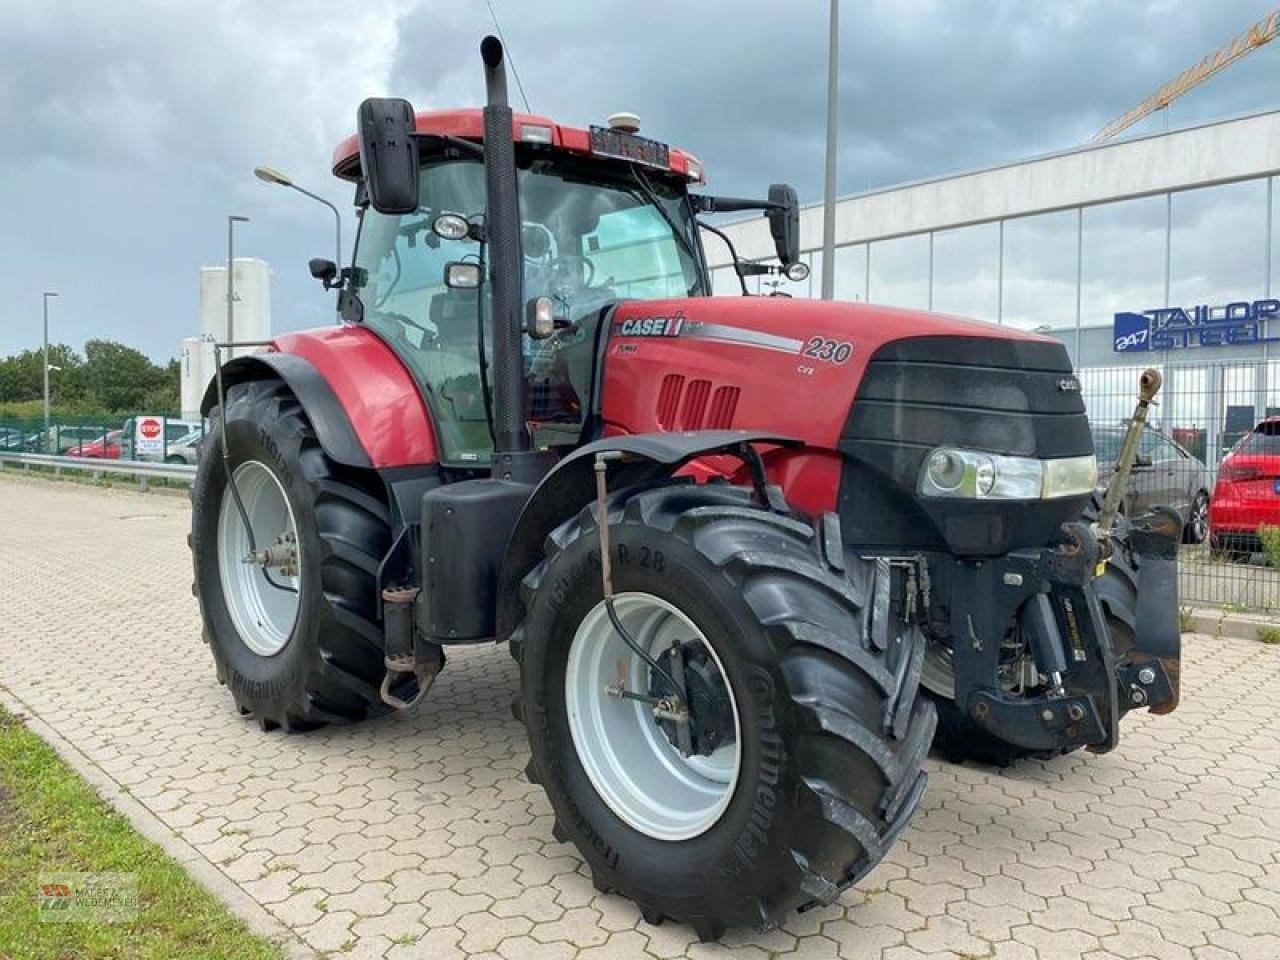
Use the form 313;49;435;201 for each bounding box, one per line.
564;592;742;841
649;642;735;758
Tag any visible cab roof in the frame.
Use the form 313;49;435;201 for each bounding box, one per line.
330;108;703;184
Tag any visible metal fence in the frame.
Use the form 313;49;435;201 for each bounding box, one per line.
0;414;207;463
4;367;1278;612
1080;358;1280;612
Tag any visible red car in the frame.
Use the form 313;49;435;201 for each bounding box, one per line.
1209;417;1280;554
66;428;123;459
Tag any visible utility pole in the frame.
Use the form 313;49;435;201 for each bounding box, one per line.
227;215;249;354
820;0;839;300
42;291;59;439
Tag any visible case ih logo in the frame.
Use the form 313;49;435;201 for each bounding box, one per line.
617;315;686;338
1114;299;1280;352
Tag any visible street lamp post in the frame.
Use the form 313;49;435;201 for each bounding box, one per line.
227;215;249;352
820;0;840;300
253;166;343;270
42;291;59;440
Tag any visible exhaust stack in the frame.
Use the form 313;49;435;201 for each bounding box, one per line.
480;35;530;463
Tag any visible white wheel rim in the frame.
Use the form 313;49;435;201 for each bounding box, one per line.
565;592;742;841
217;460;302;656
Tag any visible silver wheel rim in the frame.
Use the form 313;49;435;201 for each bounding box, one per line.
565;592;741;841
217;460;301;656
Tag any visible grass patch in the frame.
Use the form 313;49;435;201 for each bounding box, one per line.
1261;525;1280;569
1179;606;1195;633
1259;625;1280;645
0;705;281;960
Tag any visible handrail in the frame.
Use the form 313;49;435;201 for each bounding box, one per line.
0;451;196;482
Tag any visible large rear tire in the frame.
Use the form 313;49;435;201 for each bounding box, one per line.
191;380;393;731
511;484;935;938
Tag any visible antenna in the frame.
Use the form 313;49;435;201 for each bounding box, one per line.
485;0;532;113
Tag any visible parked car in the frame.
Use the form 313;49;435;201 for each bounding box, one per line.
53;425;109;454
165;430;204;465
1091;422;1211;543
1209;417;1280;556
0;429;40;452
66;428;124;459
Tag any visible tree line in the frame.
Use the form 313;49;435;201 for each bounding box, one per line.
0;341;180;418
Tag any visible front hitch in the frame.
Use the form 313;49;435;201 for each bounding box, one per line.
946;510;1180;755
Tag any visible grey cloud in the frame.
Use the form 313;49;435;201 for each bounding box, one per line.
0;0;1275;361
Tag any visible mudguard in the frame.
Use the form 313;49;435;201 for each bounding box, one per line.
493;430;800;640
201;352;372;468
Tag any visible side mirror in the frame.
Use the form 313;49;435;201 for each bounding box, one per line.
356;98;420;215
309;257;337;282
766;183;800;267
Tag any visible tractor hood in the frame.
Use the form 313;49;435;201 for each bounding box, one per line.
604;295;1064;451
601;296;1091;555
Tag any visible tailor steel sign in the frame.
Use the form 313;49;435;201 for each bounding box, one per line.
1113;299;1280;352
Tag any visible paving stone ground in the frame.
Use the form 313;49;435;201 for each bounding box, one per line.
2;472;1278;960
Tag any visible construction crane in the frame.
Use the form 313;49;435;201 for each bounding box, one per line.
1090;7;1279;143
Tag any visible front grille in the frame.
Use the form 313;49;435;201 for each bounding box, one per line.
837;335;1092;556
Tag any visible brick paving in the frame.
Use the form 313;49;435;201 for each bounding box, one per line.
2;472;1278;959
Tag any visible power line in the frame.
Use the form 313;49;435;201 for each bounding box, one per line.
485;0;532;113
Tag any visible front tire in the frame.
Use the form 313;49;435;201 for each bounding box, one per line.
191;380;393;731
511;484;935;938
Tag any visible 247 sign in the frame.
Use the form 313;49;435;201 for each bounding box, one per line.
1114;299;1280;352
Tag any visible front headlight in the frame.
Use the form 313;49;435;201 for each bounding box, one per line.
919;448;1097;500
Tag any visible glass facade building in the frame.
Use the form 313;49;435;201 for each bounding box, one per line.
712;174;1278;362
709;110;1280;471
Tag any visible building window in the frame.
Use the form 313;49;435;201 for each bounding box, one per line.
1169;179;1268;307
1002;210;1079;332
932;222;1000;323
869;234;930;309
833;244;868;302
1080;195;1166;329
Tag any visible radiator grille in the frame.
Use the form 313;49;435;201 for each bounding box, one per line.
656;374;684;429
653;376;739;431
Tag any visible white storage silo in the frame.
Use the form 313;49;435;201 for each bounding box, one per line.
198;258;273;359
180;336;218;420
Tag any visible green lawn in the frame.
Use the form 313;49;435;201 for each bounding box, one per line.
0;706;283;960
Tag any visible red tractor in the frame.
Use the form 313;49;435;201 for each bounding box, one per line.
192;37;1181;938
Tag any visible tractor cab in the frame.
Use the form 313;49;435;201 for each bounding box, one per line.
327;106;802;467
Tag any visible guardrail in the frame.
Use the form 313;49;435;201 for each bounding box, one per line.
0;451;196;489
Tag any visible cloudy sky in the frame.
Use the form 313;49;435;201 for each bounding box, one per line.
1;0;1276;360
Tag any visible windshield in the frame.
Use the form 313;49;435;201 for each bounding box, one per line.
352;153;705;464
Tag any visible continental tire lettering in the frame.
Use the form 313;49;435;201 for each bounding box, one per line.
531;700;620;872
719;669;783;881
